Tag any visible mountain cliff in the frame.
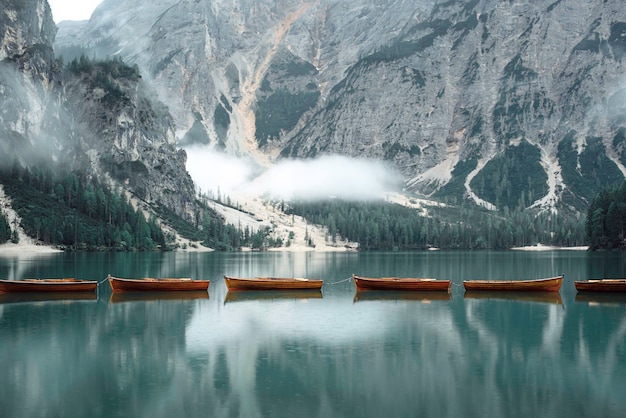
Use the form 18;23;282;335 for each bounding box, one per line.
1;0;204;248
55;0;626;212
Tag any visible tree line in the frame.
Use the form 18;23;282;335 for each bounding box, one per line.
0;162;281;251
0;163;167;251
586;180;626;250
286;199;586;250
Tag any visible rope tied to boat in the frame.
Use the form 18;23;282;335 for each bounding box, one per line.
326;276;353;286
97;276;109;286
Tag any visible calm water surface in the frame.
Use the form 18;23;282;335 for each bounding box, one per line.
1;251;625;417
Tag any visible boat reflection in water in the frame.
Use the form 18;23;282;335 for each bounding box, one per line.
353;290;452;303
574;292;626;307
109;291;210;304
224;289;323;303
0;292;98;304
464;290;563;305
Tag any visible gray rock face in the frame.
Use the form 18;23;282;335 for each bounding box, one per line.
1;0;200;225
53;0;626;210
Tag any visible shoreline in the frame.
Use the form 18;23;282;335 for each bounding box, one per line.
0;242;63;255
0;241;589;255
511;244;588;251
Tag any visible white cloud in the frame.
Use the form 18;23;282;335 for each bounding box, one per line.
48;0;103;23
186;147;400;201
244;155;400;200
185;147;257;196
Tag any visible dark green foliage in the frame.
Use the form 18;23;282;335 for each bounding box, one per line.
451;13;478;50
287;199;585;250
255;89;320;146
214;103;230;146
363;19;452;64
153;48;183;76
180;114;211;146
546;0;563;13
155;198;277;252
433;158;478;200
0;164;166;251
612;127;626;166
383;142;421;160
503;54;538;83
558;132;624;205
608;22;626;60
0;211;11;244
65;55;140;109
280;60;318;77
586;181;626;250
470;140;548;209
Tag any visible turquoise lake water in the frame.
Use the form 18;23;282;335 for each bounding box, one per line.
1;250;625;417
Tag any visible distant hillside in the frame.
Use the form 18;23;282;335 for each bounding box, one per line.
54;0;626;213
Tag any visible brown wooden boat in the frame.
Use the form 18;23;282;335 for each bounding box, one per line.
108;275;210;293
0;278;98;293
463;276;562;292
224;276;324;291
352;275;451;291
574;279;626;292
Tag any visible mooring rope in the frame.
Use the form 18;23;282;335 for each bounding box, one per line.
97;276;109;286
326;276;353;286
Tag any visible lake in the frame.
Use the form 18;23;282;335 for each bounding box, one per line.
1;250;625;417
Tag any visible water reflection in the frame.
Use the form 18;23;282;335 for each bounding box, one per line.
0;252;625;417
575;292;626;306
353;290;452;302
224;290;323;303
463;291;563;305
0;292;97;304
109;291;209;303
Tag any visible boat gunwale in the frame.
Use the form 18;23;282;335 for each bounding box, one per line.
0;278;98;293
224;276;324;290
352;275;451;291
574;278;626;292
108;275;210;293
462;276;563;292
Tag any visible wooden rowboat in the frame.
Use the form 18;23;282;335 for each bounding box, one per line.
574;279;626;292
108;275;210;293
0;278;98;293
224;276;324;291
463;276;562;292
352;275;451;291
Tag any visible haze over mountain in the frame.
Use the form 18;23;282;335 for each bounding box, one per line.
53;0;626;212
1;0;624;250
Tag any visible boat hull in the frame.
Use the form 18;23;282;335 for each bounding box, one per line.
353;275;451;291
0;279;98;293
224;276;324;291
108;276;209;293
574;279;626;292
463;276;562;292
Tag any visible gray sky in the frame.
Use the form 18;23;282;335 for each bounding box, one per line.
48;0;102;23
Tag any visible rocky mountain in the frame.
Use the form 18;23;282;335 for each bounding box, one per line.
1;0;202;236
54;0;626;213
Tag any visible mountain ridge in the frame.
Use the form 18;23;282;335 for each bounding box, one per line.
54;0;626;212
